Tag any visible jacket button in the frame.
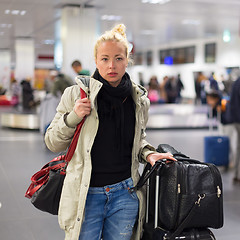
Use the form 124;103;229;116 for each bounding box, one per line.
77;218;80;221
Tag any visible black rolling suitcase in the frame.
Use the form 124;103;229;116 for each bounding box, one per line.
131;144;222;240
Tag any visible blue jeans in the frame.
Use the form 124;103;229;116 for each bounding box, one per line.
79;178;139;240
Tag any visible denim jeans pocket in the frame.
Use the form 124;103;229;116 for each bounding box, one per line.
128;188;138;200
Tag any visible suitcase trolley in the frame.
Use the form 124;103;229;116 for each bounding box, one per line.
131;144;221;240
204;107;229;169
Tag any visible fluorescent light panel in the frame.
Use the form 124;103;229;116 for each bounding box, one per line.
101;15;122;21
142;0;171;4
5;9;26;15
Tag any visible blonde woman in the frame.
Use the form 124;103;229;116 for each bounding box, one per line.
45;24;175;240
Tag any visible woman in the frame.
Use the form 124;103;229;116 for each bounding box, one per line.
45;24;175;240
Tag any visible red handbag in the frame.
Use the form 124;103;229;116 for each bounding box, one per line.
25;88;86;215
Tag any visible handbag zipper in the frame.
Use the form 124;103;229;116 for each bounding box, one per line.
173;162;185;230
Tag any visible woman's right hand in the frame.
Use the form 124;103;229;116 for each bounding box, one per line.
74;97;92;119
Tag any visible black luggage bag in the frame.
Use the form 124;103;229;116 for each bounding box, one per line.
131;144;223;240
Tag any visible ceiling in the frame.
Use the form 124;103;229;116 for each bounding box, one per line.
0;0;240;64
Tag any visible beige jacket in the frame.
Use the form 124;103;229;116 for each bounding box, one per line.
45;75;156;240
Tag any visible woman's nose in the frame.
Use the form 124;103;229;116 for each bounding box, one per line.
109;60;115;69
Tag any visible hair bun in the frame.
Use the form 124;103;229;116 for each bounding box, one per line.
112;24;126;39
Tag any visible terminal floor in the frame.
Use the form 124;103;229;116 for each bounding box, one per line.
1;115;240;239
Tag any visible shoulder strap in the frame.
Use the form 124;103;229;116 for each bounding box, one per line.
65;88;86;163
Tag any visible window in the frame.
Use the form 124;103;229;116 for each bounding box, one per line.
159;46;195;64
205;43;216;63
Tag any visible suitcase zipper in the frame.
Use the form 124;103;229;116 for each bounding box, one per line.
177;183;181;194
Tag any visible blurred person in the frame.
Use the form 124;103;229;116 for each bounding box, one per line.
10;79;21;107
164;76;179;103
208;72;219;91
195;71;207;104
159;76;168;103
0;85;7;95
175;73;184;103
44;70;58;93
222;74;234;96
206;76;240;184
147;75;165;104
201;72;218;104
71;60;90;76
51;72;74;97
224;76;240;183
45;23;175;240
20;77;35;110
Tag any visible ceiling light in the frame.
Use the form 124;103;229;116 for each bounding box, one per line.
20;10;26;15
223;30;231;42
101;15;122;21
4;9;27;16
11;10;20;15
43;39;55;45
140;29;156;35
182;19;200;25
0;24;12;28
142;0;171;4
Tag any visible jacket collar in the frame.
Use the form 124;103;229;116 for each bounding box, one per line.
75;75;147;104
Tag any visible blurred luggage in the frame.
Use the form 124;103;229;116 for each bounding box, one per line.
204;107;229;168
204;135;229;167
39;93;60;134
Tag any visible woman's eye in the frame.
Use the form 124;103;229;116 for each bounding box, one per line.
116;57;123;61
102;58;108;61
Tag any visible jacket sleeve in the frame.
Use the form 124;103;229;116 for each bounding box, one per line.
138;93;156;163
44;86;83;153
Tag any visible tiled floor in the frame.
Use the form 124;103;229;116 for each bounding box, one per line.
0;105;239;240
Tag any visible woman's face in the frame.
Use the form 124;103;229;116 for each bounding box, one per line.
95;40;128;87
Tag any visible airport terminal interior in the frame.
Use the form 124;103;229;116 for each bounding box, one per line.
1;0;240;240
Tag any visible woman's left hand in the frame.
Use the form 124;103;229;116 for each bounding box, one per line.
147;152;176;166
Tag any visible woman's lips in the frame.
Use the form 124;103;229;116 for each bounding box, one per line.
108;72;117;77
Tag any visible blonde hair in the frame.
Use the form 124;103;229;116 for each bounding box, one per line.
94;24;131;62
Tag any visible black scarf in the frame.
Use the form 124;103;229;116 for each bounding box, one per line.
92;68;132;150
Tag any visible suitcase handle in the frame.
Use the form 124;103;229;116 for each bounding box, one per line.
129;159;167;193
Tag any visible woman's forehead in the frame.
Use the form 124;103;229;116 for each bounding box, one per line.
97;41;126;53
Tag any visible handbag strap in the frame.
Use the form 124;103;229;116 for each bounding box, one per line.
64;88;86;163
165;194;206;240
25;88;87;199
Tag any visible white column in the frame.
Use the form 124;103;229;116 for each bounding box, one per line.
0;50;11;91
15;38;35;82
59;6;97;78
